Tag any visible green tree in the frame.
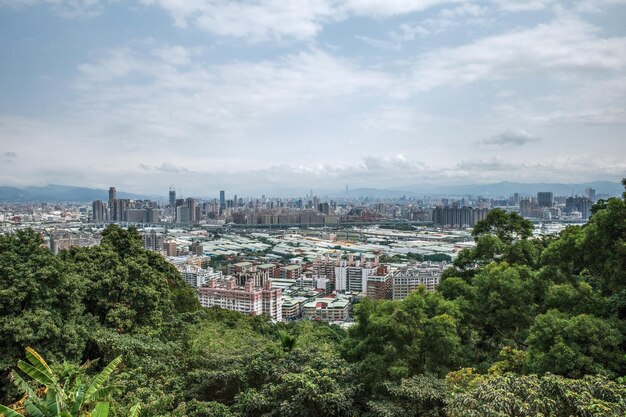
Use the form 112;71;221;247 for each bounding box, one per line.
469;263;536;348
525;310;625;378
0;230;90;402
367;375;446;417
342;290;462;394
60;225;198;333
471;209;534;244
447;373;626;417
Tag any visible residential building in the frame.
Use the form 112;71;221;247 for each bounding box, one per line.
198;278;282;321
366;265;393;300
92;200;105;222
392;262;446;299
302;295;351;322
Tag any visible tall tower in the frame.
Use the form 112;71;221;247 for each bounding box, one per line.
108;187;116;203
169;187;176;207
108;187;117;221
220;190;226;211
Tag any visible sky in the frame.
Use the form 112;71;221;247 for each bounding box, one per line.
0;0;625;196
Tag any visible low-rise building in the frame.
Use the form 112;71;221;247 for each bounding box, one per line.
281;296;307;321
302;295;350;322
280;264;302;280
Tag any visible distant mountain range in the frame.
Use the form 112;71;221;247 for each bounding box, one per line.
339;181;624;199
0;181;622;203
0;184;151;203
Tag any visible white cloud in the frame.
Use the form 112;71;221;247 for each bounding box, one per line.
491;0;554;12
73;46;392;145
138;0;458;42
341;0;458;16
410;17;626;91
0;0;112;18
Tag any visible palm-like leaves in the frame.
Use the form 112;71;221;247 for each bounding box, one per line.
0;348;139;417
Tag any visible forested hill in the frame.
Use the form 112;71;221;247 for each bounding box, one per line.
1;182;626;416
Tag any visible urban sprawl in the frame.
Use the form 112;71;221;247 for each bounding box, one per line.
0;185;603;326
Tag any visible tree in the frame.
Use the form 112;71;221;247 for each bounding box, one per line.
0;230;90;402
469;263;535;348
525;310;625;378
472;209;533;244
60;225;199;333
342;290;462;395
0;347;138;417
540;197;626;299
367;375;446;417
446;373;626;417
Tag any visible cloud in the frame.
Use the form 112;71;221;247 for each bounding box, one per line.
73;45;392;143
139;0;337;42
138;0;457;42
341;0;457;17
491;0;554;12
480;129;541;146
4;152;17;158
0;0;112;18
409;17;626;91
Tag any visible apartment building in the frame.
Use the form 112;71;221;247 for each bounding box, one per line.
392;262;446;300
198;278;282;321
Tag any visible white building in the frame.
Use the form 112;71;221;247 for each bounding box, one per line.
178;265;221;288
392;262;447;299
334;255;377;293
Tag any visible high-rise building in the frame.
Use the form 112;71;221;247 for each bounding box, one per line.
186;197;197;223
143;231;164;252
566;197;592;220
537;192;554;207
585;187;596;202
92;200;105;222
220;190;226;211
432;206;490;228
366;265;392;300
108;187;117;221
111;199;129;222
169;188;176;207
164;241;177;256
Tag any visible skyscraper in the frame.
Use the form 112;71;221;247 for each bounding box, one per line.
186;197;197;223
108;187;117;221
92;200;105;222
537;192;553;207
566;197;592;220
169;187;176;207
220;190;225;211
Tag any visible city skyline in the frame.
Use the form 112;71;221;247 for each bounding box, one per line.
1;1;626;194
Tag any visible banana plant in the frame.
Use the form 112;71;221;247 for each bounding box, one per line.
0;347;139;417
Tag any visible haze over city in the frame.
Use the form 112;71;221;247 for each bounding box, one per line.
1;0;625;195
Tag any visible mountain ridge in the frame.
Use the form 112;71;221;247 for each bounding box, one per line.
0;180;622;203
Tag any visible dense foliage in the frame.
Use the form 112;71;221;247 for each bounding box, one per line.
2;185;626;416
